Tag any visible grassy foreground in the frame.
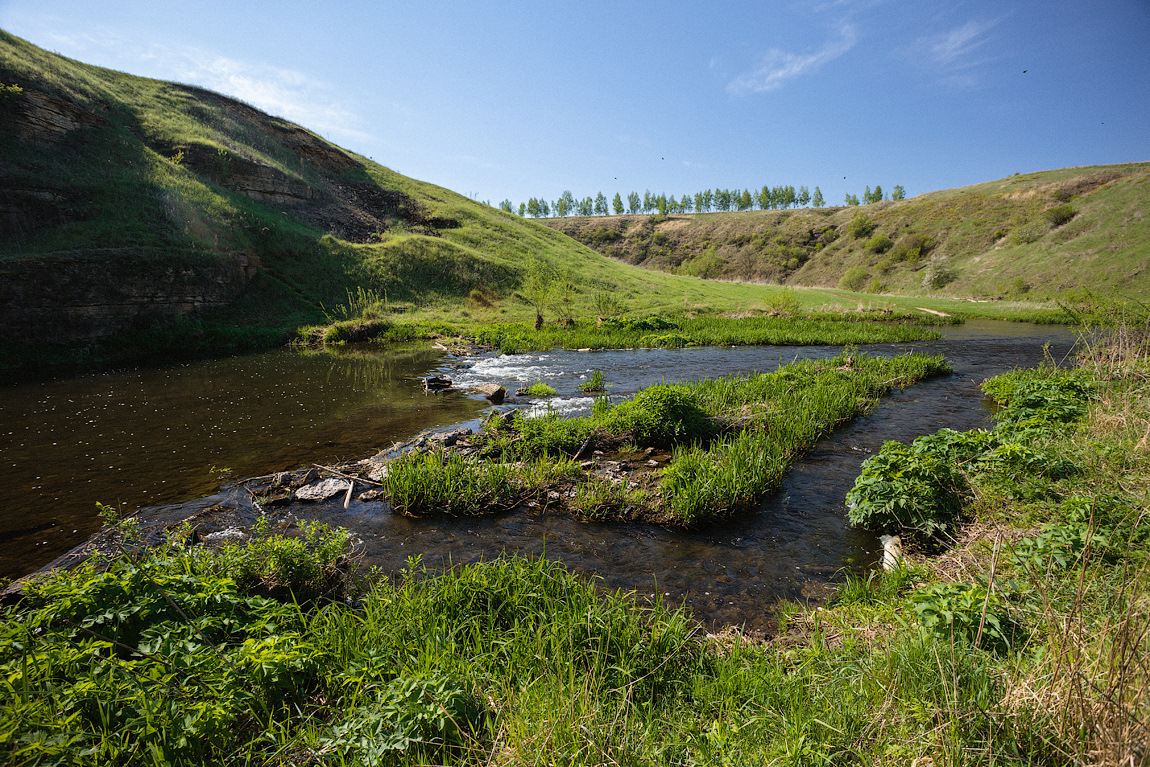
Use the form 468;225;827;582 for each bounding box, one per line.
2;327;1148;764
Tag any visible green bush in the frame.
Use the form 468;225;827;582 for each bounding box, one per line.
523;382;557;396
847;212;876;239
983;371;1094;428
598;384;717;447
912;583;1026;653
846;441;969;539
515;412;594;456
598;315;677;332
889;233;935;263
865;233;893;254
323;673;485;764
838;266;870;291
762;286;801;316
923;266;956;290
640;333;691;348
1044;204;1076;227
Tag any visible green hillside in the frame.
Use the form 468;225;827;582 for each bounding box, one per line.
542;163;1150;302
0;31;781;375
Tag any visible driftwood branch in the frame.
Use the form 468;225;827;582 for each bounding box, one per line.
313;464;386;488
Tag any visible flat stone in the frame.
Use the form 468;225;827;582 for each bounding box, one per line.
295;478;351;502
363;462;390;482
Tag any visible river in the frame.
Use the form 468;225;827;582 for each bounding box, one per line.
0;321;1076;631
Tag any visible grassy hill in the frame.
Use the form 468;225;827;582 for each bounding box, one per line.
542;163;1150;303
0;31;784;376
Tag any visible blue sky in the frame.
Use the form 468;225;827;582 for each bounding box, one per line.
2;1;1147;208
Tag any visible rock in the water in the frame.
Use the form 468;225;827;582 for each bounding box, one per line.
474;384;506;404
296;478;351;502
360;461;390;482
424;375;453;391
428;428;473;447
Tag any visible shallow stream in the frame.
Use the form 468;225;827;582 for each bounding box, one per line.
1;321;1076;631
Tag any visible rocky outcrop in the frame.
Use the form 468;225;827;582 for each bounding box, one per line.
3;88;109;143
0;251;261;344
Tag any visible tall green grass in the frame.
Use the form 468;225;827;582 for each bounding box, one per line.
468;312;941;353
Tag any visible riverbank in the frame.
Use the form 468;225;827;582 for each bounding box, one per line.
3;323;1145;765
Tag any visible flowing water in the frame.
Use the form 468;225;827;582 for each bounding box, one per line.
0;321;1076;631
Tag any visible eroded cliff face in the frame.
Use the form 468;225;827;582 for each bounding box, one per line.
0;78;454;350
0;252;261;345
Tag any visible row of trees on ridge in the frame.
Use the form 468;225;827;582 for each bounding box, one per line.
499;184;906;218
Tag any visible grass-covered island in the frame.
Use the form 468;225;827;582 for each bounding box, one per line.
364;350;948;526
4;322;1148;765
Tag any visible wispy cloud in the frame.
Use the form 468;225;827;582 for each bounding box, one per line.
727;21;857;95
682;160;706;169
165;50;371;142
908;17;1002;88
918;18;1000;68
14;25;372;144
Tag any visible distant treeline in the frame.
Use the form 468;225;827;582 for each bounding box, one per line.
498;184;905;218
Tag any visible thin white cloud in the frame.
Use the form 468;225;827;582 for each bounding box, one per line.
919;18;1000;68
908;17;1002;89
8;24;372;144
166;50;370;142
727;21;857;95
682;160;706;169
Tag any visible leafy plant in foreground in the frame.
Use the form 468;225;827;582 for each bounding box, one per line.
912;582;1026;653
846;441;969;539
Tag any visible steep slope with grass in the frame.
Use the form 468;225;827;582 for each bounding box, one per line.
0;32;785;376
543;163;1150;302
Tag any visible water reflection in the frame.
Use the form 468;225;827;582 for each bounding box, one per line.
0;344;486;579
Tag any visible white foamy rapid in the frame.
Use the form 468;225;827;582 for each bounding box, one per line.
524;397;597;419
454;354;564;386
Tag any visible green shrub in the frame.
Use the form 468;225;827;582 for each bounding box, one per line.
219;518;354;601
762;286;801;316
598;315;677;332
846;441;969;539
516;412;594;456
523;382;557;396
598;384;717;447
889;233;935;263
865;233;893;253
1044;204;1076;227
912;582;1026;652
640;333;691;348
983;371;1094;428
323;673;485;764
923;266;956;290
867;278;887;294
847;212;876;239
838;266;870;292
